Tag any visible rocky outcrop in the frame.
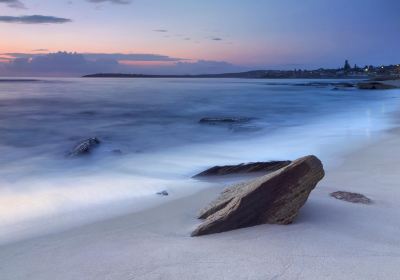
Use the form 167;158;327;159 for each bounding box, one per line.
332;82;356;90
199;117;252;124
295;82;355;88
335;82;355;88
68;138;100;157
357;82;397;90
330;191;372;204
294;82;331;87
199;117;260;133
191;155;324;236
193;161;291;177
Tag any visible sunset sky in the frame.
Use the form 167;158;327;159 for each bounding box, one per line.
0;0;399;76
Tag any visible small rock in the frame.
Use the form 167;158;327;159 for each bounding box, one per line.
330;191;372;204
199;117;252;124
112;149;123;155
157;190;169;196
294;82;330;87
68;137;100;157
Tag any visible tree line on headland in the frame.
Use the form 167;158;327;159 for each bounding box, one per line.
84;60;400;79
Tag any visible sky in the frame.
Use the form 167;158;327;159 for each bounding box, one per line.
0;0;399;76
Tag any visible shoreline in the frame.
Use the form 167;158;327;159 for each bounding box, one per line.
1;126;400;279
0;99;395;246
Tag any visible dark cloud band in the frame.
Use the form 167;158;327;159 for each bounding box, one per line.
87;0;131;4
0;15;72;24
0;52;241;76
0;0;25;9
3;52;185;62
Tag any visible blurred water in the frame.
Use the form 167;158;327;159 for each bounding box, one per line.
0;77;399;242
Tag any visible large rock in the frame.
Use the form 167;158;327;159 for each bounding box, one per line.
68;137;100;157
191;155;324;236
193;161;291;177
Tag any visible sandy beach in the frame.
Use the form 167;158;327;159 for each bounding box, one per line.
1;0;399;279
0;127;399;280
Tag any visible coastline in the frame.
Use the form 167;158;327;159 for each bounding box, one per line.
1;126;400;279
1;77;398;246
2;1;399;279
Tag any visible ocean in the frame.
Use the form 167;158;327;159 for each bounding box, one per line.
0;77;399;243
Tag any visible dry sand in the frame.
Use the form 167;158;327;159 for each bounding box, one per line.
1;132;400;279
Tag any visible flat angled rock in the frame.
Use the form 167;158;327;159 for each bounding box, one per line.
193;161;291;178
198;181;249;219
192;155;324;237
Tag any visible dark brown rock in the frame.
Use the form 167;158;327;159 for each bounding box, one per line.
330;191;372;204
193;161;291;178
191;155;324;236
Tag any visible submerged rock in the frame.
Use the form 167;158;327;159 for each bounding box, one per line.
296;82;355;89
199;117;252;124
332;83;355;90
79;111;97;116
157;190;169;196
112;149;123;155
330;191;372;204
199;117;260;133
193;161;291;177
191;155;324;236
335;82;355;88
357;82;396;90
68;137;100;157
294;82;331;87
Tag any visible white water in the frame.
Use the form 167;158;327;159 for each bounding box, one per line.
0;77;399;243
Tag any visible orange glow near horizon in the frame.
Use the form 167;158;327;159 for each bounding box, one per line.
0;0;398;72
0;42;312;68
